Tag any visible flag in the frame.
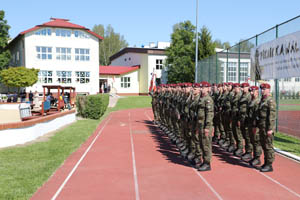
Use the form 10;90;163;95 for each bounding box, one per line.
149;72;156;93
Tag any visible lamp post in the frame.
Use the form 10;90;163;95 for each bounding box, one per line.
195;0;199;83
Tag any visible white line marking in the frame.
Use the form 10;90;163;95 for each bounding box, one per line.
193;169;224;200
255;170;300;198
51;116;112;200
128;112;140;200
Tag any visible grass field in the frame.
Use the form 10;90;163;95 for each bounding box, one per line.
274;132;300;157
0;96;151;200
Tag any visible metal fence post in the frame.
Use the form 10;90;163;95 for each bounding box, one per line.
238;43;241;83
275;25;279;132
216;53;218;83
226;49;229;82
255;35;258;86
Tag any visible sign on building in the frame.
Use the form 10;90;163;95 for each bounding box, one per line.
251;31;300;80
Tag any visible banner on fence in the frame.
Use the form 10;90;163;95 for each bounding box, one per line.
251;31;300;80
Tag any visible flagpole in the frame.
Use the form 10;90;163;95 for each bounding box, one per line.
195;0;199;83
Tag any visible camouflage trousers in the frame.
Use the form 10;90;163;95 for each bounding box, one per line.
259;125;275;165
232;118;243;150
200;126;213;164
248;124;262;158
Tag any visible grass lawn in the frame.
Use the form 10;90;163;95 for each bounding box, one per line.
109;96;151;111
274;132;300;157
279;99;300;104
0;96;151;200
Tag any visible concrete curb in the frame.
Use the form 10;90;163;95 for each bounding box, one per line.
274;147;300;163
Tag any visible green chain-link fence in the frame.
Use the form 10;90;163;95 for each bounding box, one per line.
196;15;300;137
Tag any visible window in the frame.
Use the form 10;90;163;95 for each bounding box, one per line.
240;62;249;82
75;71;90;84
36;46;52;60
228;62;237;82
121;77;130;88
56;29;71;37
74;30;89;38
56;47;71;60
220;62;225;82
284;78;291;82
156;59;163;70
75;48;90;61
57;71;72;84
295;77;300;82
38;70;53;83
35;28;52;36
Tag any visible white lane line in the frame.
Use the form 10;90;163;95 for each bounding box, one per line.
255;170;300;198
128;112;140;200
51;116;112;200
193;169;224;200
144;110;223;200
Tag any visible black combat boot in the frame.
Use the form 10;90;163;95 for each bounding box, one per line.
187;152;195;162
260;164;273;172
249;158;261;166
221;141;230;149
198;163;211;171
241;153;252;161
181;148;189;158
194;158;202;169
227;144;235;153
218;138;225;146
234;148;243;157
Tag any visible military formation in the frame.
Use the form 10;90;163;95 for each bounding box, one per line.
151;81;276;172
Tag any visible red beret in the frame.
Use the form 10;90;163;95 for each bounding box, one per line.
201;81;210;87
217;83;223;87
260;83;271;89
241;82;250;88
227;82;233;86
232;83;240;88
249;86;259;91
223;83;228;86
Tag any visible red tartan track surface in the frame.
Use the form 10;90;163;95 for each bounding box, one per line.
31;108;300;200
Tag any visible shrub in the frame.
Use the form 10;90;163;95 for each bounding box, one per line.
76;94;109;119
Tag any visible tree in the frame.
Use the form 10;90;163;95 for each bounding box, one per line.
92;24;128;66
214;39;231;50
231;39;255;53
0;67;39;92
0;10;11;70
165;21;216;83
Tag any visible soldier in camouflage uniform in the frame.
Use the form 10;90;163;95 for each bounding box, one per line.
186;83;202;164
258;83;276;172
231;83;244;157
181;83;195;158
238;82;253;161
196;81;214;171
212;83;221;142
221;82;235;152
218;83;228;146
247;86;262;166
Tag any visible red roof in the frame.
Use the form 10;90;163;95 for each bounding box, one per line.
18;18;103;40
100;65;140;75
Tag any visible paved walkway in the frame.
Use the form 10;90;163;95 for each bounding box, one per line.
108;94;119;108
31;108;300;200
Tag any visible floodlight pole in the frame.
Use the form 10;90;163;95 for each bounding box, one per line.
195;0;199;83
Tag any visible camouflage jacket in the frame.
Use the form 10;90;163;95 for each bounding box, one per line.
248;97;260;126
238;92;251;121
197;94;214;129
258;95;276;131
231;92;241;119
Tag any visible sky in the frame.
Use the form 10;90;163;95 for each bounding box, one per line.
1;0;300;47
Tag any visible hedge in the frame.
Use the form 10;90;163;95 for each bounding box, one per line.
76;94;109;119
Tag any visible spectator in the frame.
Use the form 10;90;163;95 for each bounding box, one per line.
12;92;18;102
29;91;34;103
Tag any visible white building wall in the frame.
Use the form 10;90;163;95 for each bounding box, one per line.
24;28;99;94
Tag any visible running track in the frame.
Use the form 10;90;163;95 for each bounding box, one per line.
31;108;300;200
